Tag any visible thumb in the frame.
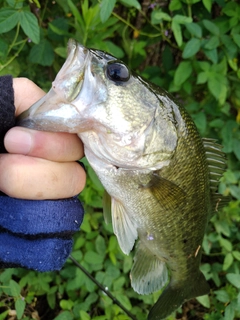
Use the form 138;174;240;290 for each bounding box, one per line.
13;78;46;115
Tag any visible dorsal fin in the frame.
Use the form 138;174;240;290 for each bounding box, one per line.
202;138;230;213
203;138;227;192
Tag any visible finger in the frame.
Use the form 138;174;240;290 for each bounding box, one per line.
13;78;46;114
0;154;86;199
4;127;84;162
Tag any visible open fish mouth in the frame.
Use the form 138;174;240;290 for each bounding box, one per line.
17;40;89;133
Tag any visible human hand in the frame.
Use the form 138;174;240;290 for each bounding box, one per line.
0;77;86;199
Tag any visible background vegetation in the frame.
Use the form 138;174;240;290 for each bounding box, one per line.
0;0;240;319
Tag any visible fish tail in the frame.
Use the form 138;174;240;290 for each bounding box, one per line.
148;271;210;320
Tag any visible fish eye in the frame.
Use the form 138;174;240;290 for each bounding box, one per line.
106;61;130;83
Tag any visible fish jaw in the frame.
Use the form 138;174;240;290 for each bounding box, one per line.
17;39;100;133
16;88;85;132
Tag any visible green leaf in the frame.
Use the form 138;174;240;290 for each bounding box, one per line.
202;19;220;36
226;273;240;288
29;39;54;66
47;291;56;310
100;0;116;23
53;310;74;320
54;47;67;59
10;279;21;297
172;20;182;47
113;276;126;290
95;235;107;255
223;253;234;271
215;290;230;303
221;35;238;59
208;73;227;104
15;298;25;320
229;185;240;199
174;61;192;86
224;303;235;320
209;118;225;128
204;36;220;50
197;71;208;84
67;0;84;25
222;2;238;17
172;14;192;24
196;295;210;308
219;237;232;252
192;112;207;135
0;39;8;58
84;251;104;265
169;0;182;11
233;33;240;48
203;48;218;64
19;10;40;43
0;8;19;33
6;0;23;8
182;37;201;58
88;166;104;191
185;22;202;38
203;0;212;12
232;251;240;261
119;0;141;10
233;138;240;161
48;18;69;38
80;310;91;320
60;299;74;311
151;10;171;24
0;59;21;77
105;41;124;58
117;294;132;310
198;61;210;71
0;310;9;320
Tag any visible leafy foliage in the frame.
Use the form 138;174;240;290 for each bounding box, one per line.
0;0;240;319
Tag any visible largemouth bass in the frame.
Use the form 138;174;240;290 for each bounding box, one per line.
17;40;229;319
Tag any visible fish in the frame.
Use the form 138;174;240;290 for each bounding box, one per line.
17;39;229;319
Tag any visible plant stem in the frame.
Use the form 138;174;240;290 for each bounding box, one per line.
112;12;161;38
7;22;21;55
0;39;28;72
69;255;137;320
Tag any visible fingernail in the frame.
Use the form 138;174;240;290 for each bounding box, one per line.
4;128;32;154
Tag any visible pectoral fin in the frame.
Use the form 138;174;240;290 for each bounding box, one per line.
130;241;168;295
111;198;138;255
103;190;112;224
144;173;186;210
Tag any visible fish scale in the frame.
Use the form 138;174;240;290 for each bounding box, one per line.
17;39;229;320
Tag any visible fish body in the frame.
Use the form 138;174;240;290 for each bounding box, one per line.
18;40;228;319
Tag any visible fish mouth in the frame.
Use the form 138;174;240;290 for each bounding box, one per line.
16;39;90;133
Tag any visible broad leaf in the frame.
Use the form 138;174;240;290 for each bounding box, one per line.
120;0;141;10
185;22;202;38
182;37;201;58
0;8;19;33
172;14;192;24
19;10;40;43
174;61;192;86
203;0;212;12
29;39;54;66
226;273;240;288
100;0;116;23
202;19;220;35
15;299;25;320
172;20;182;47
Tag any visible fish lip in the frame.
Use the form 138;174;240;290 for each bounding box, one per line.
16;39;90;133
